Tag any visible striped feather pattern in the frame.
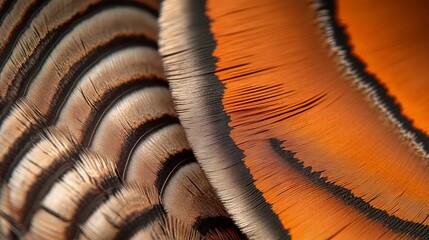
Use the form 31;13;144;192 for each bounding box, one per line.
1;0;428;239
0;0;243;239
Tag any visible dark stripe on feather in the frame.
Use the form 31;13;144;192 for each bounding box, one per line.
270;137;429;238
316;0;429;154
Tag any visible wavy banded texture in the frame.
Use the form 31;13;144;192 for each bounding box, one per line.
1;0;428;239
0;0;243;239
